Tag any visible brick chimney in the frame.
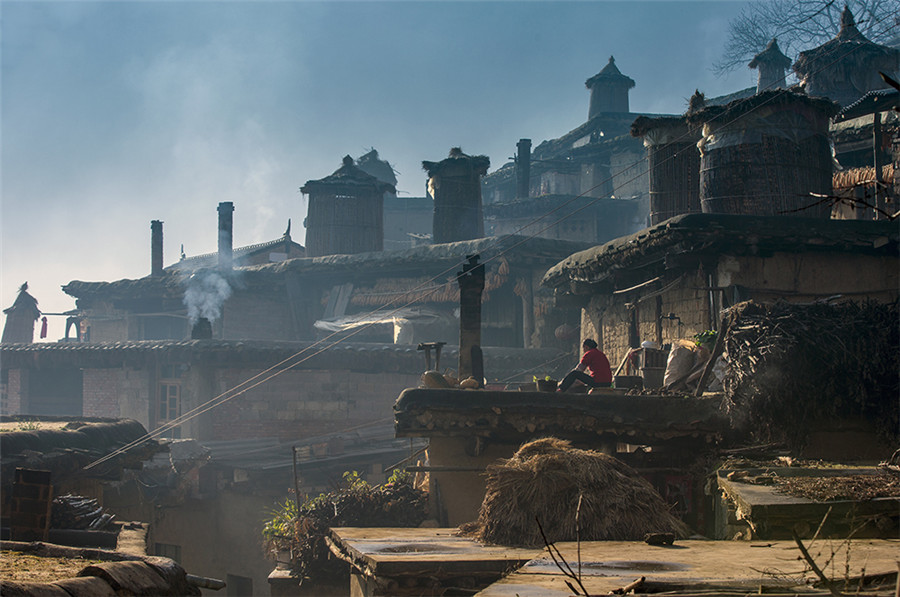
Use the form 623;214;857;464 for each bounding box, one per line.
217;202;234;271
191;317;213;340
516;139;531;200
151;220;163;276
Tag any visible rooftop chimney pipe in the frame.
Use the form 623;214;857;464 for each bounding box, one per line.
191;317;213;340
151;220;164;276
217;202;234;271
516;139;531;200
456;254;485;386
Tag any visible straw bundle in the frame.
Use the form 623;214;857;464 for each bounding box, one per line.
463;438;687;547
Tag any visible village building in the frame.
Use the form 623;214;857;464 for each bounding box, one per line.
480;57;653;245
541;213;898;368
168;220;305;273
748;38;792;93
793;6;900;108
1;146;593;593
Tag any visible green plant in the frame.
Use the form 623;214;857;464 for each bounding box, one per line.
261;498;299;550
261;469;428;581
693;330;717;347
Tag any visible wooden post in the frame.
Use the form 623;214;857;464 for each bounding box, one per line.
873;111;885;220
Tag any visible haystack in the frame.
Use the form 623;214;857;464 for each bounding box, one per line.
463;438;687;547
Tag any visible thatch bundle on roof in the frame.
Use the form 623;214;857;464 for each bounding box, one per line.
462;438;687;547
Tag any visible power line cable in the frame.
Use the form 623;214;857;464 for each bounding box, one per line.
84;13;896;470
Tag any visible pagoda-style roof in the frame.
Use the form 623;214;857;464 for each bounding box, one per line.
301;155;396;195
794;7;900;84
585;56;636;90
749;38;792;70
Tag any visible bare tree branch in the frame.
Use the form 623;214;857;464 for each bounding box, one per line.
714;0;898;77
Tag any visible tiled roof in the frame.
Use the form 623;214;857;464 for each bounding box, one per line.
168;235;302;272
62;235;590;300
0;340;569;379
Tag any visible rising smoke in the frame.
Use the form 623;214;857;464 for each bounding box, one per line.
183;270;233;325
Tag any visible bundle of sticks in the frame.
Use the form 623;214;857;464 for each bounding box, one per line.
720;300;899;448
51;494;115;530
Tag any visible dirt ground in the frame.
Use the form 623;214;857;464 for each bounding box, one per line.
0;551;104;583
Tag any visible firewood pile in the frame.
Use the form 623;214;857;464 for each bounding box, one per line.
720;300;899;448
51;494;115;531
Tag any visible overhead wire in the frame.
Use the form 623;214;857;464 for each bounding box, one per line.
84;13;897;470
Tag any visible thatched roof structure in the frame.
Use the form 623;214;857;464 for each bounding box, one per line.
2;282;41;344
301;155;395;195
64;235;589;301
542;214;898;290
793;7;900;106
684;89;840;127
355;149;397;187
462;438;687;547
422;147;490;178
0;418;163;490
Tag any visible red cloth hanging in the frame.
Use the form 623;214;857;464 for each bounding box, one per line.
40;316;48;339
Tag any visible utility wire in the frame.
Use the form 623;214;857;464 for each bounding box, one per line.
84;14;896;470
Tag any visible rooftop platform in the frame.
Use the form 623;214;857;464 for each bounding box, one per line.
327;527;900;596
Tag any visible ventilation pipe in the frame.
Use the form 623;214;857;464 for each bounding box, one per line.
151;220;163;276
217;202;234;271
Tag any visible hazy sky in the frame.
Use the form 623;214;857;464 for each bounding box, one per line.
1;1;757;338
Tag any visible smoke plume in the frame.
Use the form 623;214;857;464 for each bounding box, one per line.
183;271;232;325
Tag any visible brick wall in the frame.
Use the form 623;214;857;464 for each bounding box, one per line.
222;290;297;341
591;270;711;367
5;369;24;415
83;369;123;419
209;368;420;441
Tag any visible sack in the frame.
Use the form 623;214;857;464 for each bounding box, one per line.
663;340;697;388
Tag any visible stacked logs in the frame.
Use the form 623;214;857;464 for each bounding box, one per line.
51;494;115;530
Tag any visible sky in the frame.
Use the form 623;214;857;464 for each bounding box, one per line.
1;0;758;339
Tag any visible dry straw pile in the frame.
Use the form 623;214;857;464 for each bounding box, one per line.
463;438;686;547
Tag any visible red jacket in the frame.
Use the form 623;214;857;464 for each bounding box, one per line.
579;348;612;383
